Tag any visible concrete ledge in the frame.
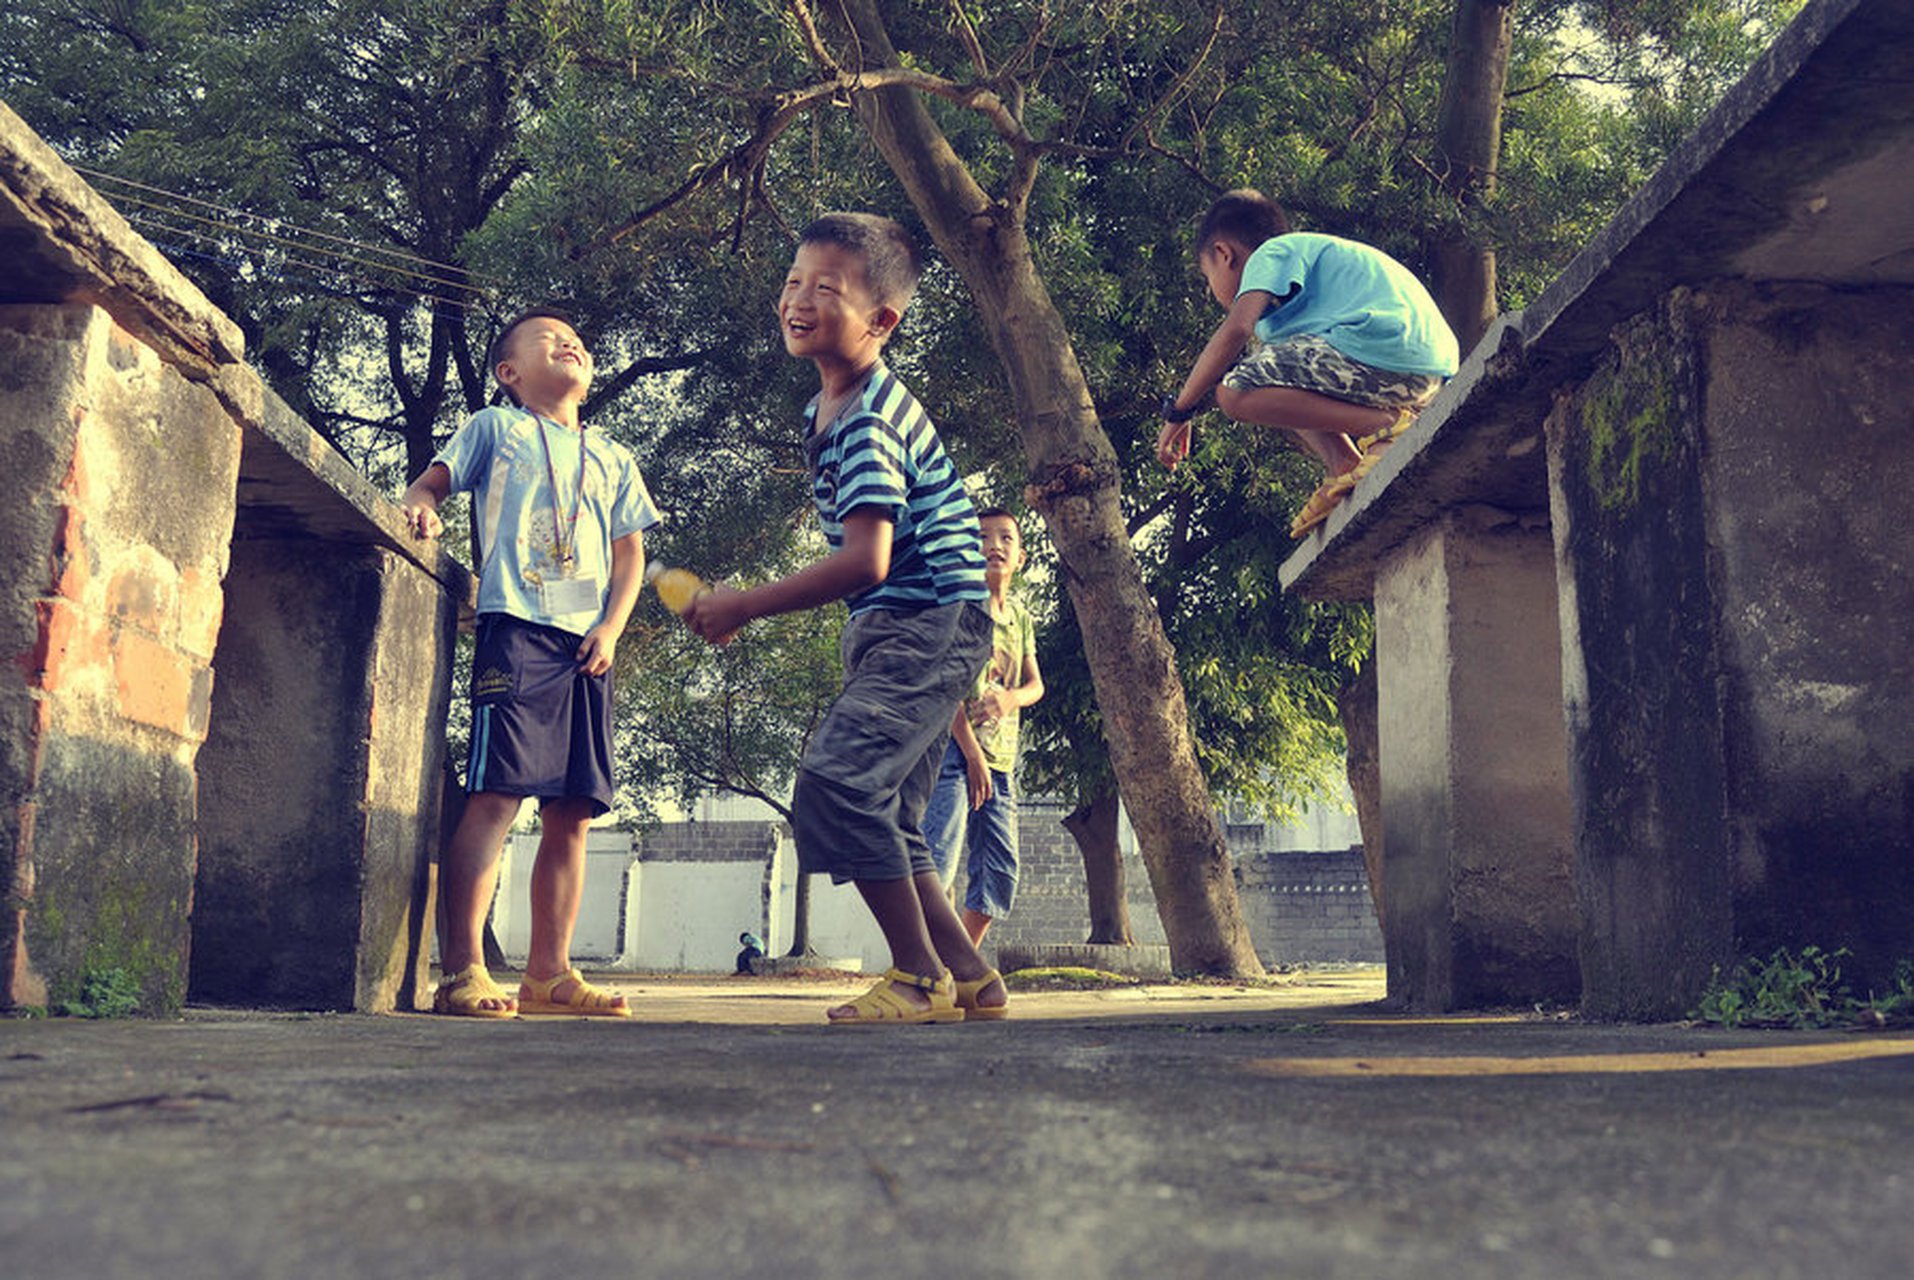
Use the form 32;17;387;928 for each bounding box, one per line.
997;942;1174;981
0;101;242;374
0;100;468;605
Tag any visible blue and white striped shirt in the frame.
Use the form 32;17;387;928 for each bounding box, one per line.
802;363;987;617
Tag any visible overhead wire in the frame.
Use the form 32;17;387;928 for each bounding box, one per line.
122;211;482;318
108;188;488;302
71;163;502;293
72;162;509;317
121;209;485;314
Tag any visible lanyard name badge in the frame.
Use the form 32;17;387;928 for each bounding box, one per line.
535;414;600;615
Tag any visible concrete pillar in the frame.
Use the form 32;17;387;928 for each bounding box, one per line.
1546;294;1738;1019
1545;283;1914;1016
191;531;456;1012
1694;283;1914;988
0;304;240;1014
1373;507;1579;1010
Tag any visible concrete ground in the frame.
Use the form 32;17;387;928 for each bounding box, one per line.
3;967;1912;1280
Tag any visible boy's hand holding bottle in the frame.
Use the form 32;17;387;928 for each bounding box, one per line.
647;562;744;646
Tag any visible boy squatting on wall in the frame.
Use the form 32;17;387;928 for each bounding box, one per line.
1158;189;1459;536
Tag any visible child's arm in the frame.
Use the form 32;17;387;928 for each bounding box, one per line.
683;509;892;643
950;708;993;810
971;650;1045;724
399;463;453;539
576;530;646;676
1157;290;1272;470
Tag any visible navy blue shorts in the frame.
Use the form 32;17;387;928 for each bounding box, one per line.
465;614;615;816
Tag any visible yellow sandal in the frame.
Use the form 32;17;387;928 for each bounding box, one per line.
517;968;631;1018
827;968;964;1026
432;963;517;1019
1355;405;1421;456
1289;471;1358;538
953;968;1009;1021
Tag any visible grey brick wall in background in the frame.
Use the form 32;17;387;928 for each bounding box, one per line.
948;800;1384;966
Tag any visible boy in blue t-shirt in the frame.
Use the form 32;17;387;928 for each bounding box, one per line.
400;310;661;1018
684;213;1009;1025
1156;189;1460;536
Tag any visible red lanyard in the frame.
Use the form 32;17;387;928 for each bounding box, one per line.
533;414;586;568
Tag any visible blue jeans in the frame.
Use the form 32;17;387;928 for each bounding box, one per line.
921;740;1020;918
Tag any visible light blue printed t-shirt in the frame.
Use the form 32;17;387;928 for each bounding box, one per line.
1240;232;1460;377
434;405;661;635
803;363;987;618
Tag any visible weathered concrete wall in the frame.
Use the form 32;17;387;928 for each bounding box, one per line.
1546;296;1736;1019
495;828;634;962
2;100;471;1016
192;535;455;1011
948;799;1382;968
1234;848;1385;965
1375;510;1579;1010
1697;283;1914;987
1547;282;1914;1017
0;304;239;1013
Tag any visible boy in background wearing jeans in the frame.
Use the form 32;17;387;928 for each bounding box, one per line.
923;507;1044;948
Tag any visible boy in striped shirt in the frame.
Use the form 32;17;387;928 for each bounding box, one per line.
685;213;1009;1024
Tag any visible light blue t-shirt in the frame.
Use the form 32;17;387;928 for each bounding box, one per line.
1240;232;1460;377
434;405;661;635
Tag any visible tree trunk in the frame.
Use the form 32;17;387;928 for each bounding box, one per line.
785;871;813;958
839;0;1261;977
1429;0;1515;355
1064;787;1134;945
1338;659;1385;933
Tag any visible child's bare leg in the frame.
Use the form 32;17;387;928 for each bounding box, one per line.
917;874;1007;1010
523;797;625;1011
828;876;946;1020
1218;385;1394;475
960;908;994;947
438;791;523;1011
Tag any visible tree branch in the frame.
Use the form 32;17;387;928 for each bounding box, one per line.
582;347;721;422
1118;5;1225;155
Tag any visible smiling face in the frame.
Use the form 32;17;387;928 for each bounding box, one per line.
778;241;896;366
495;315;592;407
979;513;1024;586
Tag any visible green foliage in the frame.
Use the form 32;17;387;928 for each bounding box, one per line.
1862;960;1914;1024
0;0;1810;827
1688;946;1912;1030
57;968;143;1020
1003;967;1147;991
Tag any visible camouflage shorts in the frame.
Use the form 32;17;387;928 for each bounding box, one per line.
1221;334;1444;410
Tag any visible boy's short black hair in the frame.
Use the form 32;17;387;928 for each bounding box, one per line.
975;506;1017;524
798;213;923;310
488;307;579;370
487;307;578;406
1195;189;1292;254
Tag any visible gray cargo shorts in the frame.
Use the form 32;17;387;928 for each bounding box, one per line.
791;600;994;884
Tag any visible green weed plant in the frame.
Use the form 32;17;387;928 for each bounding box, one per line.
1693;947;1914;1029
58;968;142;1019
